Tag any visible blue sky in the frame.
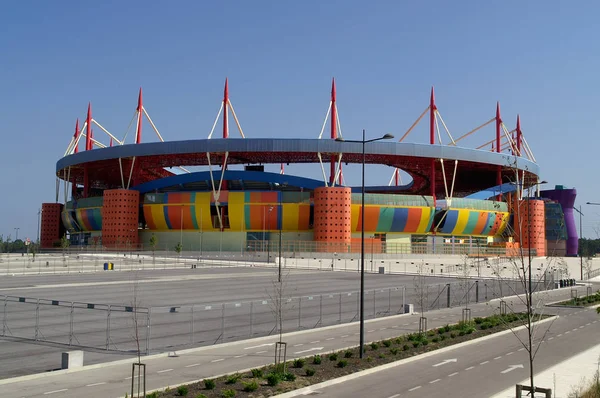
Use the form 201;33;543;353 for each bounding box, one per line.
1;1;599;240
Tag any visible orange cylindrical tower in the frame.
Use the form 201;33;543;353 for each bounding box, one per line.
101;189;139;249
313;187;351;252
40;203;65;248
513;199;546;257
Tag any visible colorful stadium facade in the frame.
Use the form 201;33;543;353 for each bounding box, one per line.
42;80;578;256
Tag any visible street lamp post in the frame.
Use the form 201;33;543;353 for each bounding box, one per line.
14;228;20;242
37;209;42;245
574;205;584;279
336;130;394;359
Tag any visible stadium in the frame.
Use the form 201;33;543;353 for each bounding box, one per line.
40;79;578;258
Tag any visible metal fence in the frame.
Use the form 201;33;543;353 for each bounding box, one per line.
0;275;561;355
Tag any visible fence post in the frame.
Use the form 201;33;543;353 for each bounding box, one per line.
221;303;225;343
298;297;302;329
250;301;254;337
2;296;6;336
373;289;376;317
69;302;74;346
106;305;111;351
35;299;40;341
338;293;342;323
388;288;391;314
146;308;151;355
190;305;194;345
446;284;451;308
402;286;406;313
475;281;479;303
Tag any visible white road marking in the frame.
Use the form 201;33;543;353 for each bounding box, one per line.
380;327;387;330
579;326;585;329
480;361;489;365
368;330;376;333
244;343;273;350
506;352;514;355
448;372;459;377
326;337;335;341
501;364;524;374
185;363;200;367
310;340;320;344
293;344;304;347
295;347;324;354
403;323;410;326
465;366;475;370
157;368;173;373
593;320;598;324
548;337;554;341
408;386;421;392
234;354;247;358
211;358;225;362
124;375;139;380
557;334;563;337
354;332;360;335
494;356;502;360
387;395;400;398
255;351;268;354
44;390;68;395
86;382;106;387
433;358;457;367
430;378;441;384
565;331;571;334
341;335;349;338
586;323;591;326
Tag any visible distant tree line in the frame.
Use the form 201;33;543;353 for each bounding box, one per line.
0;235;34;253
579;238;600;257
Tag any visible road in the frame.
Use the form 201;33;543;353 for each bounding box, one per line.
0;266;531;379
0;286;588;398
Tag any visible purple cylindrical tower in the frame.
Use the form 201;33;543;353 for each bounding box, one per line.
540;187;577;256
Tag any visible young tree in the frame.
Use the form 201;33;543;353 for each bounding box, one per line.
458;255;473;322
60;234;70;259
149;234;158;267
266;269;295;372
174;242;182;256
413;260;428;333
129;272;146;398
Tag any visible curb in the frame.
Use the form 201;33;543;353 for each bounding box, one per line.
273;315;558;398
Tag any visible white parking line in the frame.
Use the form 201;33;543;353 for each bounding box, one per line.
380;327;387;330
185;363;200;368
255;351;268;354
557;334;563;337
293;344;304;347
387;394;400;398
368;330;376;333
86;382;106;387
326;337;335;341
430;379;441;384
310;340;320;344
44;390;68;395
408;386;422;392
157;368;173;373
548;337;554;341
341;335;349;338
465;366;475;370
234;354;247;359
494;356;502;360
448;372;459;377
480;361;489;365
212;358;226;362
506;352;514;355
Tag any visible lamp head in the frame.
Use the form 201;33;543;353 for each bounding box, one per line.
335;137;344;142
382;133;394;140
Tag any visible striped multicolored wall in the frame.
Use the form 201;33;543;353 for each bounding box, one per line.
439;209;509;236
61;208;102;232
352;205;434;234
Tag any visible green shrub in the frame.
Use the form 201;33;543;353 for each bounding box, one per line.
344;350;353;358
293;358;306;368
480;323;489;330
474;317;484;324
177;385;189;396
283;372;296;381
439;334;446;341
422;339;429;346
394;337;403;344
431;337;439;343
221;389;236;398
444;324;451;332
597;307;600;314
196;394;208;398
337;359;348;368
204;379;216;390
370;342;379;350
450;332;457;338
366;356;373;362
266;372;280;387
466;326;475;334
305;367;316;377
383;340;392;347
407;333;417;341
390;348;398;355
225;374;241;385
427;330;435;337
459;330;466;336
242;380;258;392
437;328;445;335
412;341;420;348
313;355;322;364
147;393;158;398
329;353;338;361
378;353;385;359
402;344;410;351
250;368;263;378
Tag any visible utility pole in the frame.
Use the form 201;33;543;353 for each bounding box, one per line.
14;227;20;242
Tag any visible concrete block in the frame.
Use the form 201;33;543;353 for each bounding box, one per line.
61;350;84;369
378;267;385;274
404;303;414;314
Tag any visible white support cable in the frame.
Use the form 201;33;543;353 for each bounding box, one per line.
318;102;332;139
118;158;125;189
92;119;123;145
207;103;224;139
335;104;343;139
142;108;166;142
451;118;496;147
435;113;443;145
65;121;88;156
521;170;526;198
126;157;136;189
227;100;246;138
448;160;458;208
178;166;191;173
121;111;137;145
522;136;536;162
399;106;429;143
80;133;107;148
64;136;75;157
333;152;343;186
387;169;397;186
439;159;449;199
435;111;456;145
206;152;217;194
521;142;534;161
55;177;60;203
316;152;329;187
501;124;517;154
134;110;140;144
65;167;70;204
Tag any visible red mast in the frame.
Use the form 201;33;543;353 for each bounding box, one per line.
430;87;436;207
135;88;143;144
330;78;337;185
85;103;92;151
516;114;522;156
74;119;79;154
223;78;229;139
495;102;502;190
